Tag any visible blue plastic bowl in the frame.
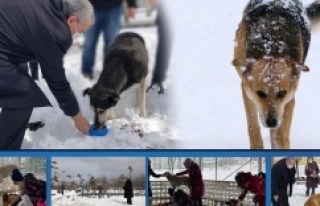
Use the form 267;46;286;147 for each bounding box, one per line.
89;124;109;137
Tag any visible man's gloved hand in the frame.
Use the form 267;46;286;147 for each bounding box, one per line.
28;121;45;131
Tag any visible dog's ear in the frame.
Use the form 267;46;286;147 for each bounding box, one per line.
232;57;257;67
294;63;309;72
287;59;310;74
232;57;247;67
83;88;92;97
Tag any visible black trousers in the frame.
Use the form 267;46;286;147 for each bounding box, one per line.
0;108;33;149
150;6;171;93
127;197;132;205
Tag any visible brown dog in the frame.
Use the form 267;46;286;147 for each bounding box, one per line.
2;193;19;206
305;194;320;206
163;172;189;189
232;0;312;149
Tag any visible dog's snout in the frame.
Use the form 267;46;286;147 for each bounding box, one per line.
266;116;277;128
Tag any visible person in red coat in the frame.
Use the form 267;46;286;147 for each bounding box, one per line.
305;157;319;196
235;172;265;206
175;158;205;206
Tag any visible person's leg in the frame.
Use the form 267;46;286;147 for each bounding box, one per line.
149;6;171;94
102;5;122;58
312;187;315;195
29;61;39;80
306;187;310;196
81;11;104;77
128;197;132;205
0;108;33;149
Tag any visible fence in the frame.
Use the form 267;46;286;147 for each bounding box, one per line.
151;180;255;206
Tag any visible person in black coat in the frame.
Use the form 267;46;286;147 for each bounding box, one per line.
0;0;94;149
272;157;296;206
123;177;133;205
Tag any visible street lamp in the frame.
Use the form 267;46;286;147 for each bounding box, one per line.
128;166;133;179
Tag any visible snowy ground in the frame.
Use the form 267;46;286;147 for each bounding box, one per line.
166;0;320;149
289;184;318;206
21;9;179;149
52;190;145;206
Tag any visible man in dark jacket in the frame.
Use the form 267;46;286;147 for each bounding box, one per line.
123;177;133;205
272;157;296;206
176;158;205;206
0;0;94;149
81;0;137;79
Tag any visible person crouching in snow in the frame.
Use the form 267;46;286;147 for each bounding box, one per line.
305;157;319;196
235;172;265;206
175;158;205;206
9;168;46;206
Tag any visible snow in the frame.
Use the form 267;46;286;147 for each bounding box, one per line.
165;0;320;149
289;184;313;206
52;190;145;206
22;8;179;149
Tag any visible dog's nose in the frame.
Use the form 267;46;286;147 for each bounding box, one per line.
266;117;277;128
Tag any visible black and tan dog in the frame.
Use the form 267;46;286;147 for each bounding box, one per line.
232;0;320;149
84;32;148;129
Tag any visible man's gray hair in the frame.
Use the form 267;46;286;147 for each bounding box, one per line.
64;0;94;23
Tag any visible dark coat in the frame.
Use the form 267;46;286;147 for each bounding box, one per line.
305;161;319;188
123;179;133;198
89;0;136;11
237;172;265;206
148;162;161;197
272;158;292;206
0;0;79;116
176;162;205;198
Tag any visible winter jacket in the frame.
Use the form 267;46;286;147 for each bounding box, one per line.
89;0;137;11
0;0;79;116
11;174;46;206
123;179;133;198
176;162;205;198
272;159;291;196
305;161;319;188
237;172;265;206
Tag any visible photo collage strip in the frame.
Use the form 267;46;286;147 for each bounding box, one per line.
1;0;320;206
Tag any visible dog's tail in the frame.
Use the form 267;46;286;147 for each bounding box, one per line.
306;0;320;31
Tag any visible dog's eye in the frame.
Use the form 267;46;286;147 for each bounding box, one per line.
257;90;268;99
276;90;287;99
